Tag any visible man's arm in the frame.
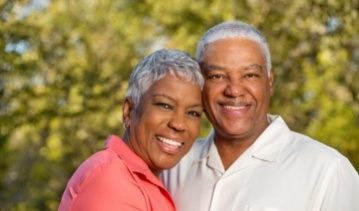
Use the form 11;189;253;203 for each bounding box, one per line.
319;157;359;211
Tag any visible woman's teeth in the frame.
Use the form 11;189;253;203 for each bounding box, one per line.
157;136;182;147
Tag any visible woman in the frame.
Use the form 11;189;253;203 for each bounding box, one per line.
58;49;204;211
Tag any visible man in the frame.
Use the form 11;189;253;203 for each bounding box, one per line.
161;21;359;211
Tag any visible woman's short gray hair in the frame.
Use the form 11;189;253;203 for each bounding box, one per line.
195;21;272;76
125;49;204;108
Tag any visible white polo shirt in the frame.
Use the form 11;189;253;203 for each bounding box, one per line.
161;115;359;211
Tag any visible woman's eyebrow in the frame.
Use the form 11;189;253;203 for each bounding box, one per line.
152;93;174;101
153;93;203;108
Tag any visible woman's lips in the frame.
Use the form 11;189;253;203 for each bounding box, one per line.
156;136;183;154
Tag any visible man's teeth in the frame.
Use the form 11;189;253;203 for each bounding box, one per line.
157;137;182;147
223;105;245;110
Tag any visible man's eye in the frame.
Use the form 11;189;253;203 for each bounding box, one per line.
245;73;260;78
208;74;225;80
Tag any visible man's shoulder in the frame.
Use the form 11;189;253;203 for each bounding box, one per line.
269;114;344;159
194;137;209;147
290;131;341;156
280;130;352;172
186;136;212;157
165;136;212;172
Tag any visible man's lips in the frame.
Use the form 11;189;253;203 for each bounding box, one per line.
220;101;251;110
217;101;252;117
223;105;248;110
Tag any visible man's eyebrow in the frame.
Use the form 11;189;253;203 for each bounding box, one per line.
243;64;263;72
203;64;264;72
204;65;226;72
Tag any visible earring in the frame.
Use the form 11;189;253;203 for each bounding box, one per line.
123;122;129;129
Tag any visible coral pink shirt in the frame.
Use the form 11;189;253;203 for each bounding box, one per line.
59;135;175;211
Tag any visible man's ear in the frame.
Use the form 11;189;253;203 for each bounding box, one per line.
122;98;133;129
268;69;275;96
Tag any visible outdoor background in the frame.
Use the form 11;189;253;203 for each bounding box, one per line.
1;0;358;210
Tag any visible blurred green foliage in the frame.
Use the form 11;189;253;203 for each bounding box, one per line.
0;0;358;210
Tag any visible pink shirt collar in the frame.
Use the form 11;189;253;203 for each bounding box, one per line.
104;135;165;186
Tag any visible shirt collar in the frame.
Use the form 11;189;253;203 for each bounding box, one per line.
104;135;164;185
249;115;290;162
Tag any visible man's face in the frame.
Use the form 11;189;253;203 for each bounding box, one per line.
200;38;274;143
123;74;203;176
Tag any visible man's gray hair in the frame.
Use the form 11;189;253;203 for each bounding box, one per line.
125;49;204;108
195;21;272;76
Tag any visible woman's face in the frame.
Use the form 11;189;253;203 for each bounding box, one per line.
123;74;203;177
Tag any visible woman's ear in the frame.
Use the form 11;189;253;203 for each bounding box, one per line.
122;98;133;129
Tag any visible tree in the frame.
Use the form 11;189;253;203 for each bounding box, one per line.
1;0;158;209
1;0;358;210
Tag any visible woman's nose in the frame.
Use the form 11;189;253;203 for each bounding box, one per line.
168;113;186;132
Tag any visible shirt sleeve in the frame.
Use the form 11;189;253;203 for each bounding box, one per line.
319;157;359;211
70;161;147;211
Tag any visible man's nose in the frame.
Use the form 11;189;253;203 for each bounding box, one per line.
224;80;244;97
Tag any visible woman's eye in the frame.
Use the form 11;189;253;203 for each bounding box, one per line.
155;103;172;109
188;111;202;118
